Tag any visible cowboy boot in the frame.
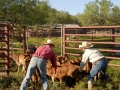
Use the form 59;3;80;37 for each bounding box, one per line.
88;81;93;90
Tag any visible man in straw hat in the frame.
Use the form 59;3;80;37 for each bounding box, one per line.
20;39;57;90
79;41;108;90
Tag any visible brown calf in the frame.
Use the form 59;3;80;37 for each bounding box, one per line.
9;53;30;74
47;60;83;85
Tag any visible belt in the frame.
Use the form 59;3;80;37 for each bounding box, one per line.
93;58;104;64
34;56;45;59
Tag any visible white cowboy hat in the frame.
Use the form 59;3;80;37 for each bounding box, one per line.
79;41;93;48
44;39;55;46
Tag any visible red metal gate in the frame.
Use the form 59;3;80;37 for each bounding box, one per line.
0;22;10;76
9;26;27;53
63;26;120;67
0;22;27;76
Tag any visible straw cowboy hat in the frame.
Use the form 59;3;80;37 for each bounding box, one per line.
44;39;55;46
79;41;93;48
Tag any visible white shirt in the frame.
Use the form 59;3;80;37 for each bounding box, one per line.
79;48;105;71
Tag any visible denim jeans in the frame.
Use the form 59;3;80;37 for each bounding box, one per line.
88;58;108;82
20;56;49;90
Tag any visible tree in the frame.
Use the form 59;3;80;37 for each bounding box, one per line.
0;0;38;25
76;0;120;26
0;0;80;26
109;6;120;25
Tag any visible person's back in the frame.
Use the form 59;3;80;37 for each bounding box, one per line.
34;45;53;60
85;48;105;63
20;39;57;90
78;41;108;90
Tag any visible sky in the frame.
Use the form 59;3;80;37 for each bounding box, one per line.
48;0;120;15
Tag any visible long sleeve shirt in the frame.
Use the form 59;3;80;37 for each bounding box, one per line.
33;45;57;70
79;48;105;71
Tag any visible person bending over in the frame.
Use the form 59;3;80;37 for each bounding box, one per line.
79;41;108;90
20;39;57;90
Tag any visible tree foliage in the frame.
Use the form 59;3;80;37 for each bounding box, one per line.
76;0;120;26
0;0;120;26
0;0;78;26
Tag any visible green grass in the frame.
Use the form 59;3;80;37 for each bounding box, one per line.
1;65;119;90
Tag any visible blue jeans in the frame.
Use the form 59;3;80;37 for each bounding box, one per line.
20;56;49;90
88;58;108;82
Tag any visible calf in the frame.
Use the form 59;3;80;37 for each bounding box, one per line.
47;60;83;85
56;54;70;65
9;53;28;74
9;49;34;73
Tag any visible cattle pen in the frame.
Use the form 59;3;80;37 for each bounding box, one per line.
0;23;120;90
0;22;120;77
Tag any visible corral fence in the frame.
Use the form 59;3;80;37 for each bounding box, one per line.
10;26;27;53
26;24;62;47
27;24;62;38
62;26;120;67
0;23;63;76
1;22;120;76
0;22;11;76
0;22;27;76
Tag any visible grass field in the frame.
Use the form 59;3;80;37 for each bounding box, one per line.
0;37;120;90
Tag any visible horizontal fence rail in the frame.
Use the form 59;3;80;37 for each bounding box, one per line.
63;26;120;67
